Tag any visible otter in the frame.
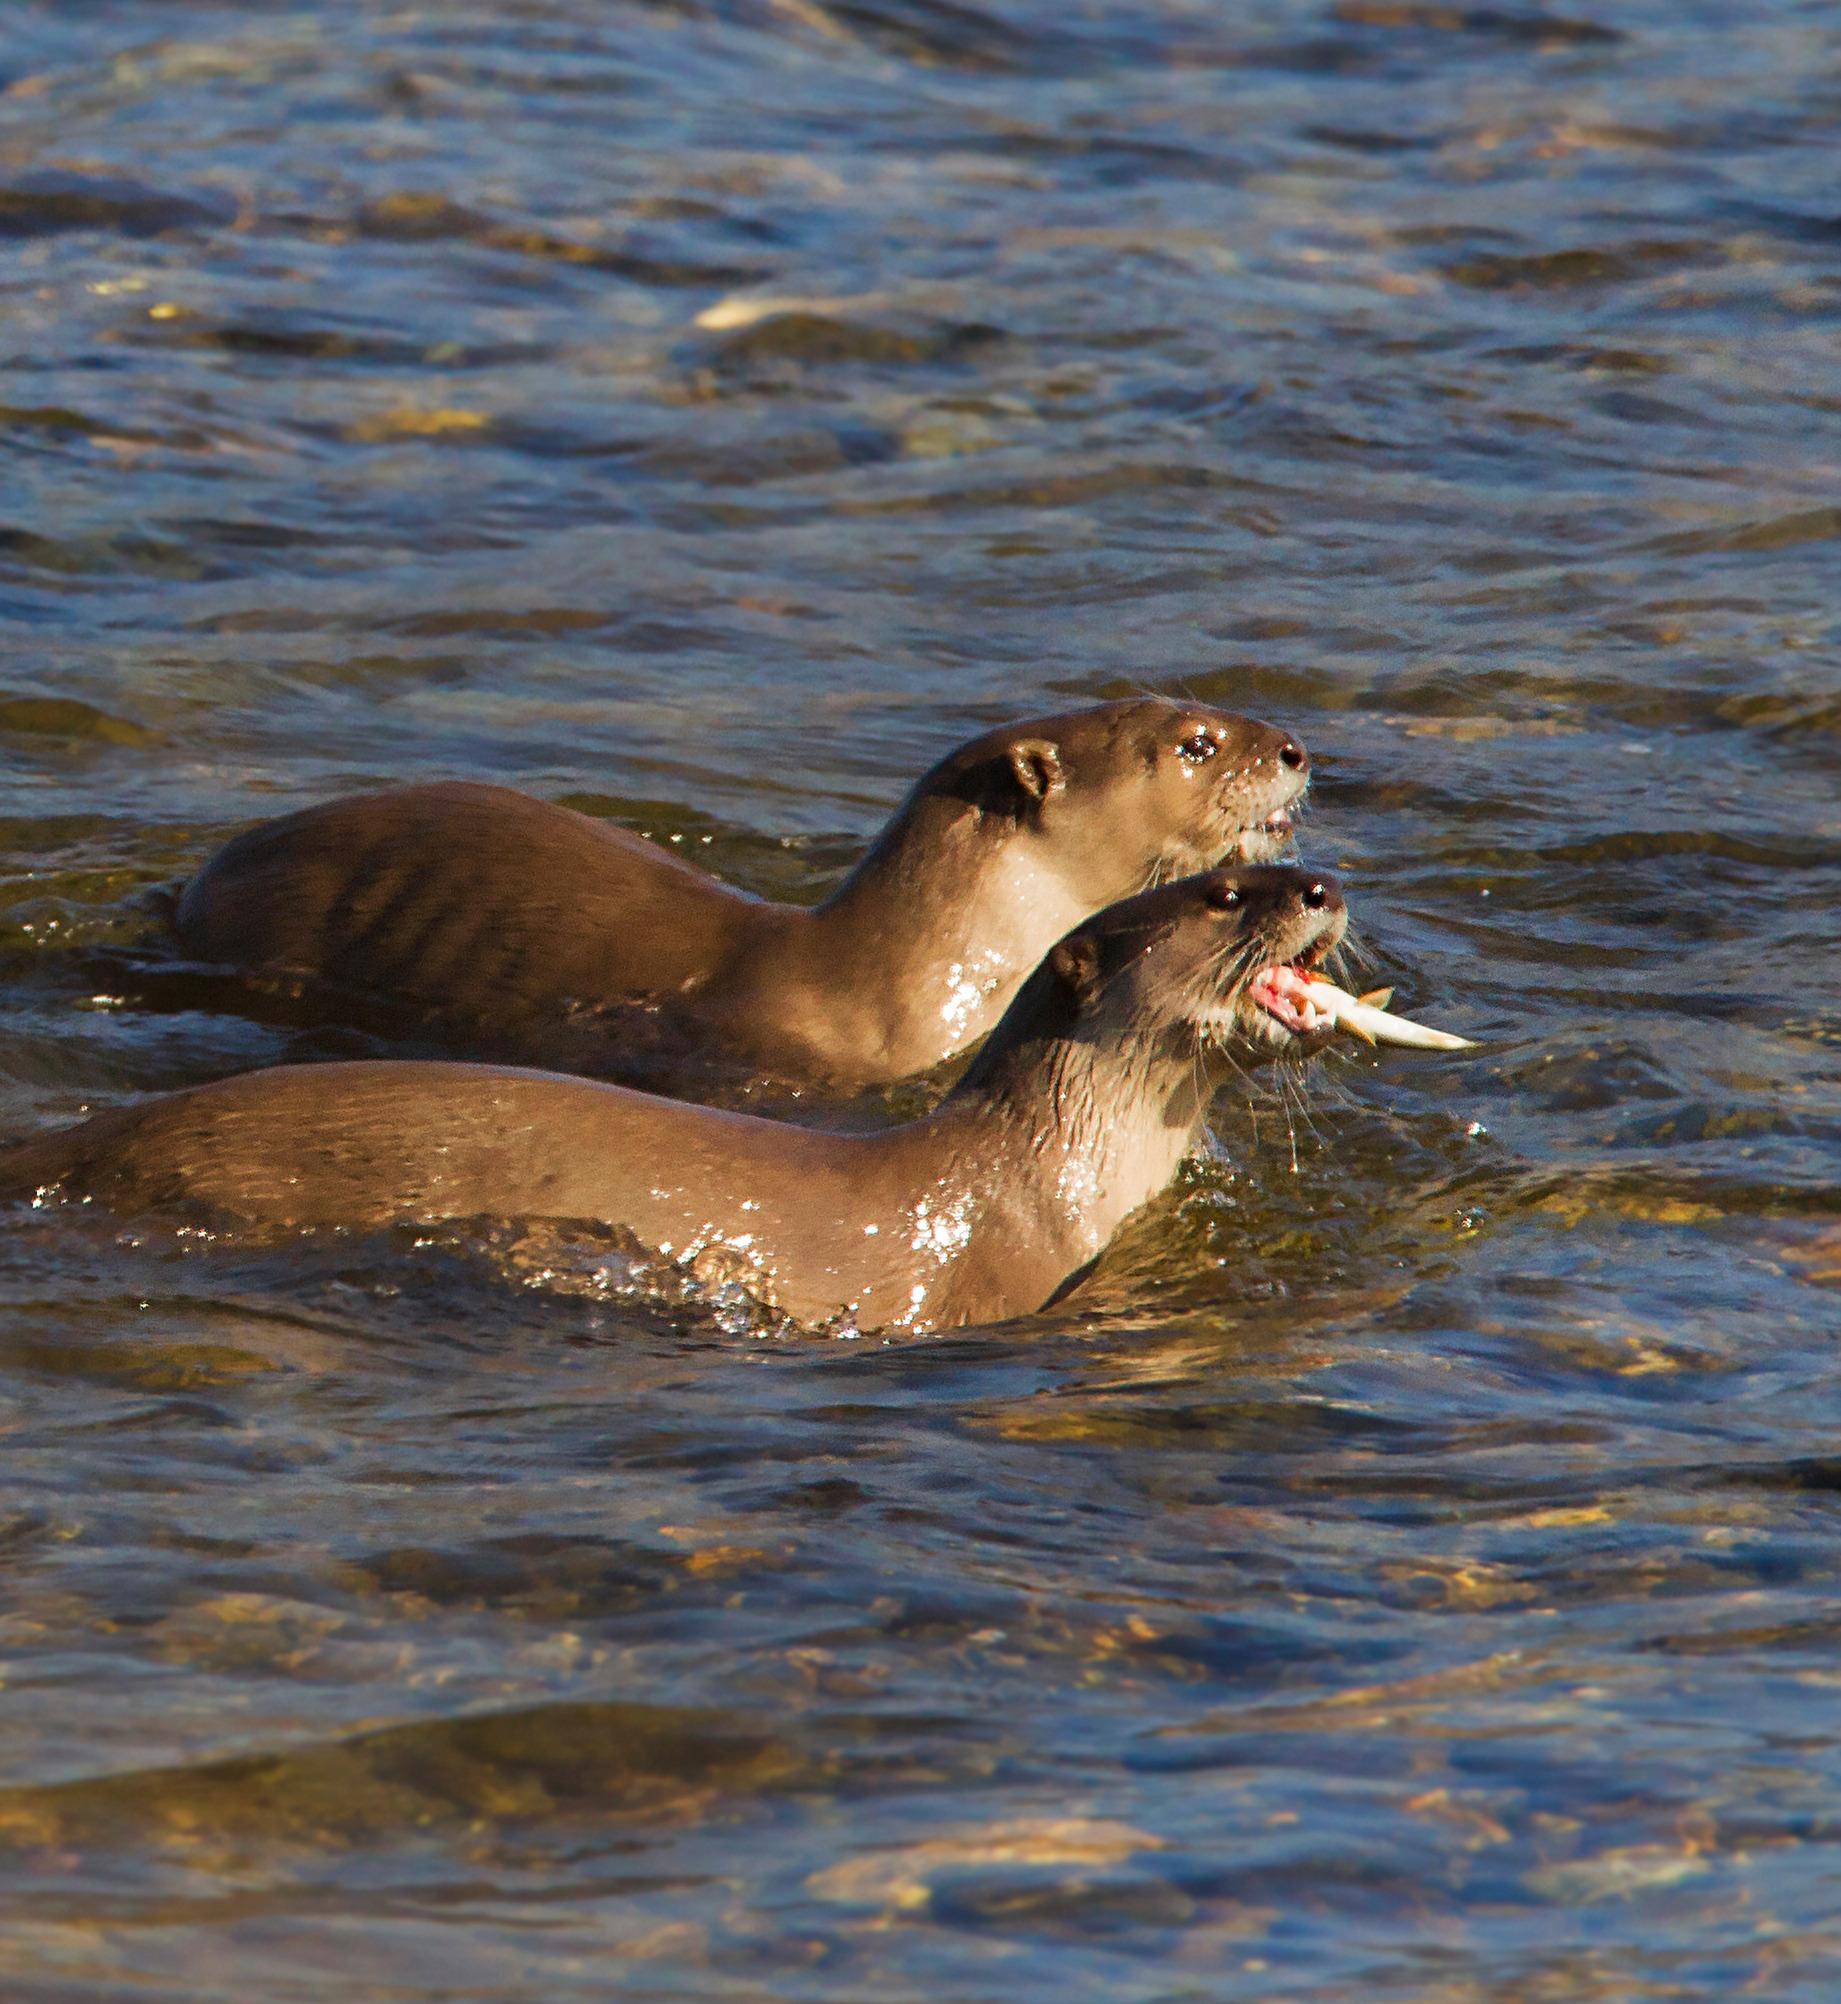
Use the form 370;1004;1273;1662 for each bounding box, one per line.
2;865;1345;1334
167;700;1310;1092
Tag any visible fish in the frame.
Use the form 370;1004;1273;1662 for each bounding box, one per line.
1301;976;1475;1051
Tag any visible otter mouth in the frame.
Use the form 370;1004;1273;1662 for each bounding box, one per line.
1225;805;1301;866
1191;909;1344;1051
1225;779;1307;865
1247;961;1327;1035
1194;930;1340;1053
1247;933;1338;1036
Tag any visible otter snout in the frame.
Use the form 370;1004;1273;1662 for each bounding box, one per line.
1223;721;1310;861
1248;721;1309;790
1189;863;1346;1048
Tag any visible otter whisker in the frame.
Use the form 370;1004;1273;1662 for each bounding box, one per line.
1270;1070;1303;1176
1271;1056;1335;1163
1327;923;1378;980
1198;1036;1268;1145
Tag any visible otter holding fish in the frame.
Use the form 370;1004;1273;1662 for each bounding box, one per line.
3;864;1396;1333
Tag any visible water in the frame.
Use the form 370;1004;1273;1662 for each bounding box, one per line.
2;0;1840;1995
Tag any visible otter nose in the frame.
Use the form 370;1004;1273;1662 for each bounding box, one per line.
1278;735;1308;773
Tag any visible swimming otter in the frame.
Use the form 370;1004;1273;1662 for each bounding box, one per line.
168;699;1310;1092
3;864;1345;1334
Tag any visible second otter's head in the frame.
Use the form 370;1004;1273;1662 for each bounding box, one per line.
988;864;1348;1078
924;697;1309;906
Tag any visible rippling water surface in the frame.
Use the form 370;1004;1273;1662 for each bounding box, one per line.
3;1;1840;1996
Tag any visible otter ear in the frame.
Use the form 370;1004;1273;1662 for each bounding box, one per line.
1005;738;1065;806
1048;932;1101;1003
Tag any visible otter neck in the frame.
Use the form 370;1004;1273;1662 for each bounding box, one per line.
737;795;1094;1081
937;1015;1217;1266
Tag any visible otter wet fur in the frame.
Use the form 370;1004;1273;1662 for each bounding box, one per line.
6;865;1346;1335
169;699;1310;1093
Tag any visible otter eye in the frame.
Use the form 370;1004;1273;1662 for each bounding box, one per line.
1176;728;1218;766
1206;883;1242;911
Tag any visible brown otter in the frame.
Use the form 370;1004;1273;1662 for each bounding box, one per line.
168;700;1309;1092
2;864;1345;1334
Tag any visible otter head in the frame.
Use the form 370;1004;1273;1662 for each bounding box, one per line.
928;697;1309;906
1033;863;1349;1068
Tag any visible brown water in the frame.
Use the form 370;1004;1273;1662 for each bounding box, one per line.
2;1;1841;1997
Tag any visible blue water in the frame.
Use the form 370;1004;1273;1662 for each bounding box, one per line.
1;1;1839;1996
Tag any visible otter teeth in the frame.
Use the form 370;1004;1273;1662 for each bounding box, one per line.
1299;975;1475;1051
1247;964;1326;1034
